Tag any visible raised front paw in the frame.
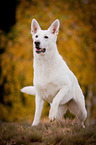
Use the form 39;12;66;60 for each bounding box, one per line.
49;105;58;122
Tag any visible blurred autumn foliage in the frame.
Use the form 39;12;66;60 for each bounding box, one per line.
0;0;96;124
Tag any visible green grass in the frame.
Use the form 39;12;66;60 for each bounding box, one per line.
0;119;96;145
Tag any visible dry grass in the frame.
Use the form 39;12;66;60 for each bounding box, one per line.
0;119;96;145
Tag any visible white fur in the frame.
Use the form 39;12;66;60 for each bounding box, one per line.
21;19;87;127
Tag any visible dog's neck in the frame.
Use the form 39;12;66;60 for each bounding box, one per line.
33;45;61;75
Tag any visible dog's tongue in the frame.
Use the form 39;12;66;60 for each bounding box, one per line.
36;48;41;51
36;48;46;54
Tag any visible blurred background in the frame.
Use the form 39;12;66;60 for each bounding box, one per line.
0;0;96;125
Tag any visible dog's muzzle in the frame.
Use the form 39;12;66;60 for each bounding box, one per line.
34;41;46;54
36;48;46;54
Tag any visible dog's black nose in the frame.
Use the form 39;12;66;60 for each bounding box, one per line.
35;41;40;46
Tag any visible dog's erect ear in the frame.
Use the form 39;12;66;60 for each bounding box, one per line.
48;19;60;34
31;19;41;34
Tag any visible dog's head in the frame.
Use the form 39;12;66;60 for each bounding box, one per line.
31;19;60;55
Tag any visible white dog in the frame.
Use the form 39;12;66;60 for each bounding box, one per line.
21;19;87;127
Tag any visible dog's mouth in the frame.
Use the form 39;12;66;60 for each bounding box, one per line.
36;47;46;54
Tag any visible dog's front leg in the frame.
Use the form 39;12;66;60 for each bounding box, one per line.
49;86;72;121
32;95;44;126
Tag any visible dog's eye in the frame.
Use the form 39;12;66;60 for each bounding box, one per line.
44;36;48;39
35;35;38;38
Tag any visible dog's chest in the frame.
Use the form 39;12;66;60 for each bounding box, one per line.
34;57;55;84
34;56;60;103
36;82;59;103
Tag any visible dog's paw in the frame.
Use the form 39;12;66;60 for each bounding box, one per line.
32;120;39;127
49;105;58;122
82;122;86;128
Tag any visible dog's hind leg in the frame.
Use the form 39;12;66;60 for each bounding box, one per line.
21;86;36;95
73;84;87;127
68;98;87;128
56;104;67;120
68;99;80;117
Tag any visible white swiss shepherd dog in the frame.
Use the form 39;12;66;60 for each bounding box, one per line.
21;19;87;127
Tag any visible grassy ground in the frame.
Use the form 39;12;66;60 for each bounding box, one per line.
0;119;96;145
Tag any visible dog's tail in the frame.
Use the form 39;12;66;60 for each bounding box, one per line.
21;86;36;95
